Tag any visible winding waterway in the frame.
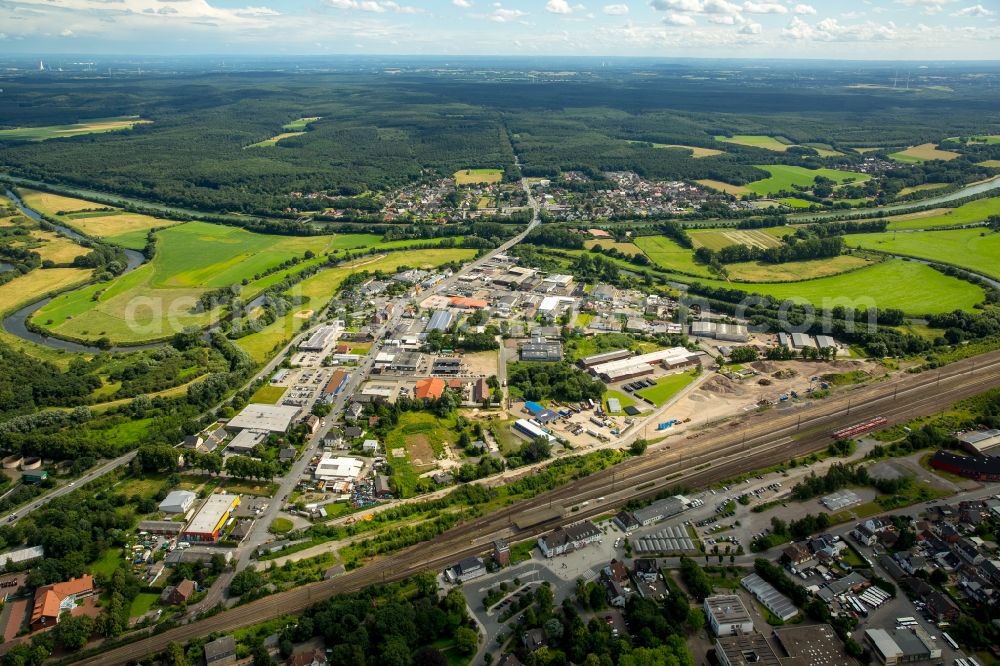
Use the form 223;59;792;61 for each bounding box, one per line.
3;189;157;353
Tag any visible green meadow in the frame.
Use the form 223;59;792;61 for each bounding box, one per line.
885;197;1000;230
746;165;869;196
850;228;1000;281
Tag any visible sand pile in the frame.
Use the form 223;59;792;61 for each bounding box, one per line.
701;375;742;395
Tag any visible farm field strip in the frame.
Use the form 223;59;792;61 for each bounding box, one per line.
713;134;792;151
849;228;1000;281
453;168;503;185
890;143;961;163
885;196;1000;230
245;132;305;149
0;116;149;142
724;254;871;282
626;141;723;158
695;179;749;196
688;228;782;251
746;164;869;196
633;235;712;277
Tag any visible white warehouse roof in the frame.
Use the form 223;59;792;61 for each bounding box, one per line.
159;490;197;514
227;404;300;433
589;347;696;378
314;455;364;482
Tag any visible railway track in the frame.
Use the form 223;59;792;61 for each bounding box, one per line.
77;350;1000;665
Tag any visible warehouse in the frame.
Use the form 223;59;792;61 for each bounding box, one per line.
741;573;799;621
226;404;300;434
714;634;781;666
704;594;754;636
322;369;350;396
513;419;556;442
184;494;240;542
519;339;563;362
815;335;837;350
390;351;422;373
299;325;339;352
865;628;941;666
158;490;197;515
431;358;463;375
578;349;631;369
790;332;814;349
957;429;1000;455
314;455;364;485
425;309;453;333
226;429;267;454
589;347;699;383
688;321;749;342
930;450;1000;482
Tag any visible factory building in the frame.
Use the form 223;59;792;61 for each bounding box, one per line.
183;494;240;542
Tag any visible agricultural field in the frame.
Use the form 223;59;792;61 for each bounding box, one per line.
726;254;871;282
245;132;305;149
19;189;96;215
27;230;89;264
633;235;713;277
978;160;1000;168
695;179;750;196
889;143;961;163
453;168;503;185
0;116;149;142
32;221;339;344
949;135;1000;145
745;165;869;196
688;228;782;251
700;259;985;315
885;197;1000;230
18;188;182;249
282;117;322;131
627;141;722;158
713;135;792;152
849;228;1000;281
635;370;699;407
897;183;949;197
802;143;842;157
584;239;642;255
236;248;476;361
778;198;815;209
0;267;93;314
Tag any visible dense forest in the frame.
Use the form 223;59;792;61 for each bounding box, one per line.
2;63;1000;213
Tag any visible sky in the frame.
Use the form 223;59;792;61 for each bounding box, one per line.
0;0;998;59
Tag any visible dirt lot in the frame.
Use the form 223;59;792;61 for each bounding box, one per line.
462;350;499;377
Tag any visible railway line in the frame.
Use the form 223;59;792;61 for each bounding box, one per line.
76;350;1000;665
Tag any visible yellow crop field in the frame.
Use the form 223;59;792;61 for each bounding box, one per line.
0;268;92;313
65;213;181;239
696;179;750;196
19;189;97;215
689;228;783;251
29;230;89;264
245;132;306;149
890;143;961;163
454;169;503;185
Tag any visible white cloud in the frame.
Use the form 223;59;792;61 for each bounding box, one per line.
325;0;420;12
650;0;740;14
895;0;958;15
743;1;786;14
546;0;573;13
841;10;866;19
953;4;994;16
603;3;629;14
793;3;815;15
60;28;74;36
235;6;279;16
490;6;527;21
782;16;898;41
663;11;696;24
739;21;761;33
453;0;473;6
708;14;737;23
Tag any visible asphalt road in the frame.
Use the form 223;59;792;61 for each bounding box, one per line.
73;348;1000;665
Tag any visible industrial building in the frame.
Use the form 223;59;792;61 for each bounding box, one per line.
322;369;350;396
519;338;563;362
957;429;1000;454
226;403;300;434
714;633;780;666
184;494;240;542
513;419;556;442
226;429;267;454
689;321;750;343
298;325;339;352
314;454;364;486
0;545;44;569
865;628;941;666
741;573;799;621
415;377;446;400
815;335;837;350
930;450;1000;482
614;496;687;529
431;358;463;375
588;347;700;383
771;624;857;666
578;349;631;369
158;490;197;515
704;594;754;636
790;332;814;349
425;309;453;332
389;351;421;373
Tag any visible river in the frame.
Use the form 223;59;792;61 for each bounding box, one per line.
3;190;157;353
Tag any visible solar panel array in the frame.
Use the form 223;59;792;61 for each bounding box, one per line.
632;524;696;554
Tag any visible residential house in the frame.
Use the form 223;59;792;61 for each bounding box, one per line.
287;648;328;666
205;635;237;666
633;559;658;583
30;575;95;631
159;579;195;606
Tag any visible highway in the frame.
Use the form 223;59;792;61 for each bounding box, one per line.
74;348;1000;665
